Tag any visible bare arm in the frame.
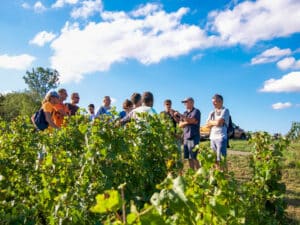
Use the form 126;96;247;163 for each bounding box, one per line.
207;118;224;127
170;110;180;123
45;112;59;129
179;116;198;128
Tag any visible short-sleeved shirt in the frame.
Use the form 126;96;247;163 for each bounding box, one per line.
182;107;201;140
207;107;230;140
42;101;55;114
132;106;157;115
119;111;127;119
96;106;111;117
42;102;56;130
120;106;156;124
65;103;79;116
53;103;70;127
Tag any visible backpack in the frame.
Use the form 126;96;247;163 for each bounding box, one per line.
32;109;49;131
227;115;234;139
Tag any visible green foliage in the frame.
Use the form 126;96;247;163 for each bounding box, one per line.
0;91;40;121
112;146;246;225
287;122;300;142
0;113;180;224
95;133;289;225
0;115;289;224
90;190;123;214
245;132;288;224
23;67;60;101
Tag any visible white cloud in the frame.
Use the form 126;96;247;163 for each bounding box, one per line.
22;2;30;9
34;1;46;13
50;4;215;83
251;47;291;65
52;0;79;8
30;31;56;46
277;57;300;70
71;0;103;19
260;71;300;92
0;54;35;70
272;102;292;110
208;0;300;46
131;3;162;17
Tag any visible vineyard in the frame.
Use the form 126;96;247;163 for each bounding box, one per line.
0;114;298;224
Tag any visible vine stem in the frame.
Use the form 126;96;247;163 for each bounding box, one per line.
120;185;126;224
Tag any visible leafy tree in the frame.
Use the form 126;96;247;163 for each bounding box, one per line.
0;91;40;121
23;67;59;101
287;122;300;141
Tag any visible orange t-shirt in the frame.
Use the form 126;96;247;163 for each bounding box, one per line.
42;102;55;114
42;102;56;130
53;103;70;127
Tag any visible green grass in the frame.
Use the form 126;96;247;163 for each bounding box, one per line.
227;139;252;152
201;139;252;152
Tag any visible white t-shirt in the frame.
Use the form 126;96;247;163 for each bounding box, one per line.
207;107;230;140
132;106;157;115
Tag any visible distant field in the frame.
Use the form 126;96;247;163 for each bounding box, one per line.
200;139;253;152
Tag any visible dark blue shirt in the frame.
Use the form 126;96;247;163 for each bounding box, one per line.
183;107;201;139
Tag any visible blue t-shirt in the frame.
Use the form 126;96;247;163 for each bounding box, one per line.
96;106;111;117
119;111;126;119
183;107;201;140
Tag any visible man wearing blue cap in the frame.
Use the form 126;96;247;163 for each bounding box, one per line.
179;97;201;170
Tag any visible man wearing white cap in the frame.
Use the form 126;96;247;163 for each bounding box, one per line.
179;97;201;170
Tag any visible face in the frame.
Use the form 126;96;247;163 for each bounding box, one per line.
164;102;171;111
124;105;133;112
51;96;59;104
59;90;68;101
72;94;80;104
88;106;94;114
212;97;223;109
103;97;111;107
184;100;194;110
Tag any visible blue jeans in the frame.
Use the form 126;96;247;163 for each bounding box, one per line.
184;136;200;159
210;138;227;161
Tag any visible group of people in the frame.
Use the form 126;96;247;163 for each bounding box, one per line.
159;94;230;170
36;89;230;170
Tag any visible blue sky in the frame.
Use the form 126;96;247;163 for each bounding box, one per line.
0;0;300;134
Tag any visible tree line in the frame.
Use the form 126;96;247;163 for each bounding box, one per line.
0;67;59;121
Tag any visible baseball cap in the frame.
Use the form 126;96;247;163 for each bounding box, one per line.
181;97;194;103
48;91;59;98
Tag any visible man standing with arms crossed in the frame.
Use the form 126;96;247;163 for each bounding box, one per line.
179;97;201;170
207;94;230;170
